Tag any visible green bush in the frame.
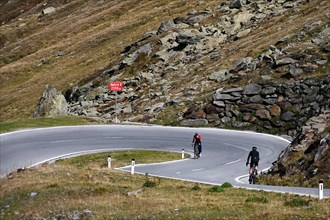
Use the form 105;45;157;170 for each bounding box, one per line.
221;182;233;188
284;197;309;207
208;185;224;192
143;180;157;188
192;184;201;191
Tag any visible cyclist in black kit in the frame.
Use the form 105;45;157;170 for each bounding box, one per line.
246;146;259;181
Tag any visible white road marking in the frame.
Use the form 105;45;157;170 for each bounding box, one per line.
27;148;133;168
235;174;248;184
192;168;205;172
104;137;123;139
225;159;241;165
235;167;270;184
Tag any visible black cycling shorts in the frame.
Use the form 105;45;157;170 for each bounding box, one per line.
250;161;258;168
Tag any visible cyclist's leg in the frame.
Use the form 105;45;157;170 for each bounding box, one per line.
249;164;253;175
255;162;258;175
249;164;253;182
193;144;196;157
194;143;198;158
198;143;201;157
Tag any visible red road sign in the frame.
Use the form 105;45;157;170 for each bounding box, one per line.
109;82;123;91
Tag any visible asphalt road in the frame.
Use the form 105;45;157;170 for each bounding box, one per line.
1;125;329;198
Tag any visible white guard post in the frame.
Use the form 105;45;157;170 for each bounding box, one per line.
319;180;324;200
131;159;135;175
182;149;185;159
107;155;112;169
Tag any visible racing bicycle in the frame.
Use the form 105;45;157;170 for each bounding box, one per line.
248;163;258;184
192;143;201;159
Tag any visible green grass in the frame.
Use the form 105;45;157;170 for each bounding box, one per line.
0;116;99;133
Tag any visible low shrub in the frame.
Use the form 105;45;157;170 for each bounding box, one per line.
284;197;310;207
221;182;233;188
143;180;157;188
208;185;224;192
192;184;201;191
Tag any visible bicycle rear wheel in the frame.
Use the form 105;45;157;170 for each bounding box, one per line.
252;170;257;184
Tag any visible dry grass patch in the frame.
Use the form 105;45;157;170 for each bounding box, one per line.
1;150;329;219
0;116;100;133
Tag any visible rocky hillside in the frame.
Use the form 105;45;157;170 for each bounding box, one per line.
39;0;328;135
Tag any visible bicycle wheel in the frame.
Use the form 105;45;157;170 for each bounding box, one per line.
252;170;257;184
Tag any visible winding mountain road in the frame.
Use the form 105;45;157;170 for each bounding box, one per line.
1;125;329;198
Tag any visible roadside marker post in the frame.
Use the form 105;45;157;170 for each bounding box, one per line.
182;149;185;159
109;82;123;123
115;92;118;123
319;180;324;200
107;155;112;169
131;159;135;175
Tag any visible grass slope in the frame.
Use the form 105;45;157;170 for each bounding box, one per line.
1;150;329;219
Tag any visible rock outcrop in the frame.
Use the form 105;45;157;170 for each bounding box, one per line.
33;85;68;117
266;111;330;187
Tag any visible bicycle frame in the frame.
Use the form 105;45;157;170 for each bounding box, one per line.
249;164;258;184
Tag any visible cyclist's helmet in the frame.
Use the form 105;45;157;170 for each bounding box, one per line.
252;146;257;150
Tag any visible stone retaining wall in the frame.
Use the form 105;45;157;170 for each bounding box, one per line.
210;77;330;135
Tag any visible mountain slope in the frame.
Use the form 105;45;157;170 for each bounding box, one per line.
0;0;221;121
58;0;329;135
1;0;329;123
